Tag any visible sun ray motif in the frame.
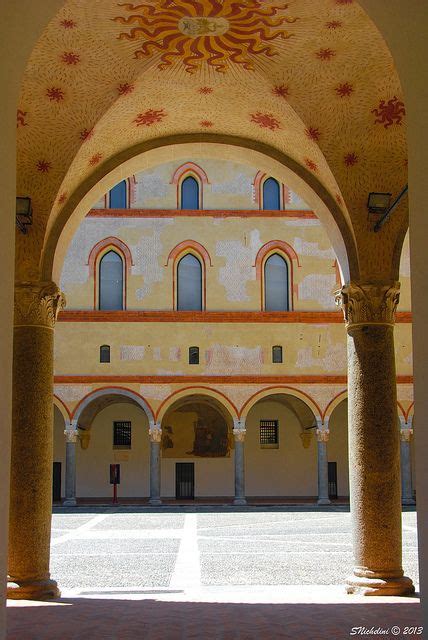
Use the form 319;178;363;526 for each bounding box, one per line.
113;0;297;73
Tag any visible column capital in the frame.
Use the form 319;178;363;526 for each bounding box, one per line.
316;429;330;443
149;422;162;443
64;429;78;444
14;281;66;329
335;281;400;328
400;428;414;442
233;428;246;442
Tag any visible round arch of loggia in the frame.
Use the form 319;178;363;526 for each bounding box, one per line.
45;135;356;285
71;386;155;427
53;394;72;425
155;386;239;425
239;385;322;424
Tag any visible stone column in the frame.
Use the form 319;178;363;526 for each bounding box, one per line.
8;282;65;600
233;419;247;506
400;423;415;506
63;422;78;507
337;282;414;595
149;422;162;506
316;424;331;505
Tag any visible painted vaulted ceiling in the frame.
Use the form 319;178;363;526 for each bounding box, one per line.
16;0;407;282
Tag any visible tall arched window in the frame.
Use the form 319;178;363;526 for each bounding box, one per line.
181;176;199;210
109;180;127;208
99;251;124;310
263;177;281;210
177;254;202;310
264;253;289;311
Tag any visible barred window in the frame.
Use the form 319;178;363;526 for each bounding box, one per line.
189;346;199;364
113;421;131;449
272;345;283;363
260;420;279;449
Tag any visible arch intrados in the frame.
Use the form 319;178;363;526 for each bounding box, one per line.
45;136;356;283
71;386;154;425
240;386;321;423
156;386;238;424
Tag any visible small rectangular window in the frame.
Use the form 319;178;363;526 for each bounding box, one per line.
100;345;110;363
113;421;131;449
189;346;199;365
272;345;283;363
260;420;279;449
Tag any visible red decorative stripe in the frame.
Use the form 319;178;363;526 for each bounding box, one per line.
53;375;413;384
86;208;318;219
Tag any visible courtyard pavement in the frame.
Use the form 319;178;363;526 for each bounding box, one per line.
7;506;421;639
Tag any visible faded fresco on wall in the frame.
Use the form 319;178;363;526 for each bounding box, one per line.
162;403;231;458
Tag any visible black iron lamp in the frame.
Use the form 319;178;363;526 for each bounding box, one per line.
16;196;32;234
367;192;391;214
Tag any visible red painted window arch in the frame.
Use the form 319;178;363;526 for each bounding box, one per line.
171;162;209;209
87;237;134;310
103;176;137;209
252;171;291;209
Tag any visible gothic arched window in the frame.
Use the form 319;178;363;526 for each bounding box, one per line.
264;253;289;311
177;254;202;310
181;176;199;210
263;177;281;210
109;180;127;208
99;250;124;310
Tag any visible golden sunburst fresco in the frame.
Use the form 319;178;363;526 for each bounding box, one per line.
113;0;297;73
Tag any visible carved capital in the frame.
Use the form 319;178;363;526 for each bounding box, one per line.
64;429;78;444
316;429;330;443
335;281;400;328
233;428;246;442
400;428;414;443
149;425;162;443
14;281;66;328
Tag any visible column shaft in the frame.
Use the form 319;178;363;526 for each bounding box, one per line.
149;424;162;506
317;431;331;505
63;430;77;506
400;431;415;505
233;428;246;506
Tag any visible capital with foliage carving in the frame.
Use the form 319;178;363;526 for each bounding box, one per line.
400;428;414;443
149;423;162;443
316;429;330;443
233;428;246;442
335;281;400;328
64;429;78;444
14;281;66;328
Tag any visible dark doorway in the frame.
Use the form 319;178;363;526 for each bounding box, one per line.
328;461;338;499
53;462;61;502
176;462;194;499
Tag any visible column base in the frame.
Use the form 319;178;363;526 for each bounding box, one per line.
7;578;60;600
346;572;415;596
63;498;76;506
149;498;162;506
233;497;247;506
317;497;331;506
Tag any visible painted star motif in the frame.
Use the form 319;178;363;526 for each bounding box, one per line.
305;127;321;141
304;158;318;172
46;87;65;102
250;112;281;130
118;83;135;96
89;153;102;166
36;160;51;173
60;19;77;29
61;52;80;65
336;82;354;97
79;128;93;141
200;120;214;127
272;84;290;99
134;109;167;126
199;87;213;94
316;48;336;61
344;152;358;166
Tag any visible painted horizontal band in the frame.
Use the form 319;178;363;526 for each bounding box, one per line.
86;208;318;219
57;310;411;323
53;375;413;384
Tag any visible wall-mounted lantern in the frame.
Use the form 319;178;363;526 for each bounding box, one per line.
367;192;391;214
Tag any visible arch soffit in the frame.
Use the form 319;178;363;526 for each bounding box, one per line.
53;394;71;423
46;137;355;284
156;387;239;424
71;386;155;425
240;386;321;423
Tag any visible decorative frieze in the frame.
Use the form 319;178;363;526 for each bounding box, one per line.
335;282;400;328
14;281;65;328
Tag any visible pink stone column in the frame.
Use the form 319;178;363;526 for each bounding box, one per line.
337;282;414;596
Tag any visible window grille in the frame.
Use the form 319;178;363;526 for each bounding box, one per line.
100;345;110;363
113;421;131;448
272;345;283;363
260;420;279;448
189;346;199;364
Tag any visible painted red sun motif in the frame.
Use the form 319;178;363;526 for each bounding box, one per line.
326;20;342;29
251;112;281;130
80;128;93;142
89;153;102;166
118;82;135;95
199;86;213;94
17;110;28;128
304;158;318;172
46;87;65;102
372;96;405;128
113;0;298;74
61;52;80;65
200;120;213;127
272;84;290;99
336;82;353;97
316;48;336;61
60;19;77;29
305;127;320;141
134;108;167;126
36;160;51;173
344;152;358;166
58;192;67;204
